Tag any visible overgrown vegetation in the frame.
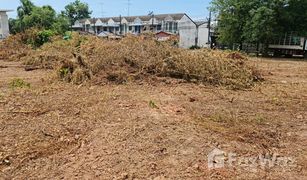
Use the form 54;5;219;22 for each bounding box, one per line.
0;31;262;89
0;28;59;61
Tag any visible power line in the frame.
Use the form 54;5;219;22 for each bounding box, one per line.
99;2;105;17
127;0;132;16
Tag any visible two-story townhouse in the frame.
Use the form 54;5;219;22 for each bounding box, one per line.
73;13;184;35
73;13;211;48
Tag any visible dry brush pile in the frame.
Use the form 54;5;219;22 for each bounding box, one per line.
0;33;31;61
0;32;262;89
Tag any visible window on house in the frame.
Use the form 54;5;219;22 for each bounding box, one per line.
169;22;173;32
157;25;162;31
174;22;178;32
129;26;132;31
165;23;169;32
135;26;141;33
120;24;126;33
124;24;128;33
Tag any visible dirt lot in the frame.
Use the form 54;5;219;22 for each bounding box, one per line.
0;58;306;179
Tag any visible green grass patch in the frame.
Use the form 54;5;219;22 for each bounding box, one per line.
9;78;31;89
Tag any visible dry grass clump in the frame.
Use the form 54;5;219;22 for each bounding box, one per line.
0;33;32;61
78;35;260;89
21;33;86;69
162;49;259;89
12;33;262;89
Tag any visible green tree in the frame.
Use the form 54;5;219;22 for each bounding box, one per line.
52;14;71;34
282;0;307;36
243;6;277;55
211;0;258;49
22;5;56;30
63;0;92;27
17;0;35;19
211;0;291;52
9;18;22;34
9;0;71;35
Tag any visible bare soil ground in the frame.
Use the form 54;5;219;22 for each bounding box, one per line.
0;58;306;179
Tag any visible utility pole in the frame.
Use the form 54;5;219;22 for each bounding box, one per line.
208;11;212;48
119;15;122;35
152;13;155;32
148;11;154;32
93;17;97;34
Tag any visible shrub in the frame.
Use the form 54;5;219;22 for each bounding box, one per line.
25;29;55;48
35;30;55;47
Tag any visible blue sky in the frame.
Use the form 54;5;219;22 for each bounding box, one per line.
1;0;211;20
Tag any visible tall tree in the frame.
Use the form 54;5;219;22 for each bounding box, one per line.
282;0;307;36
211;0;258;49
22;5;56;29
63;0;92;27
243;6;277;55
17;0;35;19
52;14;71;35
9;0;71;35
211;0;292;52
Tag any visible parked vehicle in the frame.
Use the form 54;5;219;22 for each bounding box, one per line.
269;33;307;58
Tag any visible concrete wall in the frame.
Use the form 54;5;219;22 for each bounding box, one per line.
178;16;210;49
197;23;209;48
0;12;10;39
178;15;197;48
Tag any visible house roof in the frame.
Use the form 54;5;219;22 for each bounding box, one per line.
195;21;208;26
78;13;186;24
156;31;175;36
0;10;13;12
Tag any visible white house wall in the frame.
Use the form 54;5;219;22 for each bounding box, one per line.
0;12;10;38
178;15;197;48
198;24;209;48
